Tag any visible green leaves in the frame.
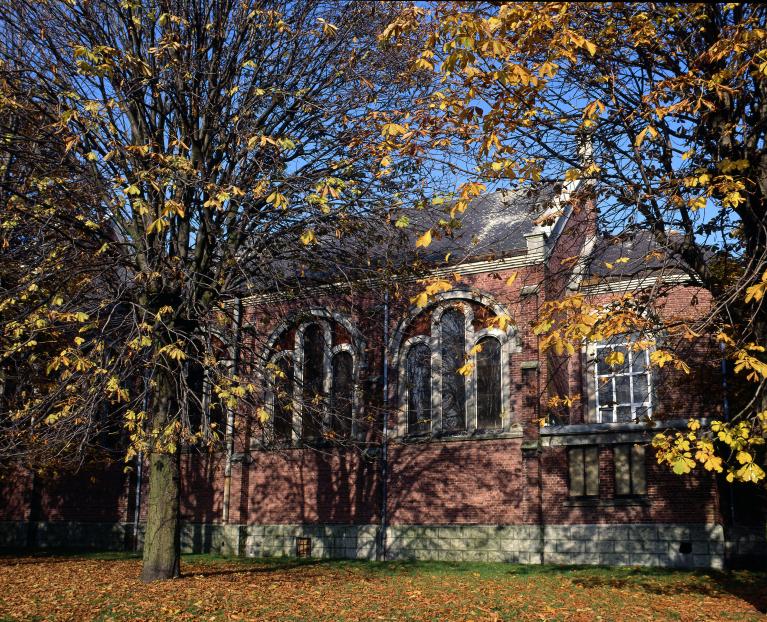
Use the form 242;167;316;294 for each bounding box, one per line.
655;417;766;484
394;215;410;228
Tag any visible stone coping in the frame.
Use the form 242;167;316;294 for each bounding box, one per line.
541;418;698;436
397;426;524;444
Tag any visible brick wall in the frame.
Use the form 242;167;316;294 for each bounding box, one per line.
387;438;530;525
179;452;226;524
539;445;721;524
229;448;379;525
0;466;32;521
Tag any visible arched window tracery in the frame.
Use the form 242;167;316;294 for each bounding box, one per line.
261;311;363;445
440;307;467;433
394;294;517;437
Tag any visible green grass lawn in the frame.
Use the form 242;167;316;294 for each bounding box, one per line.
0;552;765;621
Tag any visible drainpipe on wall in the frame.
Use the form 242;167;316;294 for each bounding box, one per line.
534;283;545;564
721;341;736;527
377;289;390;561
721;341;731;421
133;369;151;551
133;451;143;551
222;298;242;525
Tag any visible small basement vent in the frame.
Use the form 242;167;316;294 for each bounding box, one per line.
296;536;312;558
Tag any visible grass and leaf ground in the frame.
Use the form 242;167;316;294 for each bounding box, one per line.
0;552;765;621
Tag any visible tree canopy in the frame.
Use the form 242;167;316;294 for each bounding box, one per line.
0;0;432;580
381;2;767;484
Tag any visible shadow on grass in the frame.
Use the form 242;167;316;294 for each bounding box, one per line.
0;548;140;564
568;568;767;614
717;572;767;614
185;557;325;578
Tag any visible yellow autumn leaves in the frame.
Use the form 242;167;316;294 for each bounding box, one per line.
653;416;766;484
745;269;767;304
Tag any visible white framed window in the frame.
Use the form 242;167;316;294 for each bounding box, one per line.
592;336;653;423
392;292;518;438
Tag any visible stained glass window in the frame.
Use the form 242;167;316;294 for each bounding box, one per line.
302;324;325;439
476;336;502;429
406;343;431;434
440;308;466;432
330;351;354;439
272;356;294;443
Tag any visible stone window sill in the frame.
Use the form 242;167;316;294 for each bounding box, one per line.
542;418;706;436
398;426;523;444
249;437;361;452
566;496;650;508
539;419;705;447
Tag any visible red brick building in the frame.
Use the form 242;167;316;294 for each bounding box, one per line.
2;180;765;567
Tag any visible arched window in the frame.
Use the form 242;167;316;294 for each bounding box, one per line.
330;350;354;438
476;336;502;430
594;336;652;422
394;295;515;438
260;311;363;446
301;323;326;440
406;343;431;434
440;307;466;432
272;355;294;443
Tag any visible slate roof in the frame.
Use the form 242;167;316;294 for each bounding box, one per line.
236;183;562;295
585;229;692;282
408;184;560;264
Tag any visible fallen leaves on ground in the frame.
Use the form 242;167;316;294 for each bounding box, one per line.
0;554;764;621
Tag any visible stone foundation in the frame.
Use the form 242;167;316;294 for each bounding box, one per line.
0;521;132;550
724;526;767;569
238;524;378;560
385;524;726;568
0;521;744;569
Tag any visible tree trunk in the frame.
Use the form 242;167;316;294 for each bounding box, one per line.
140;372;181;582
753;319;767;551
